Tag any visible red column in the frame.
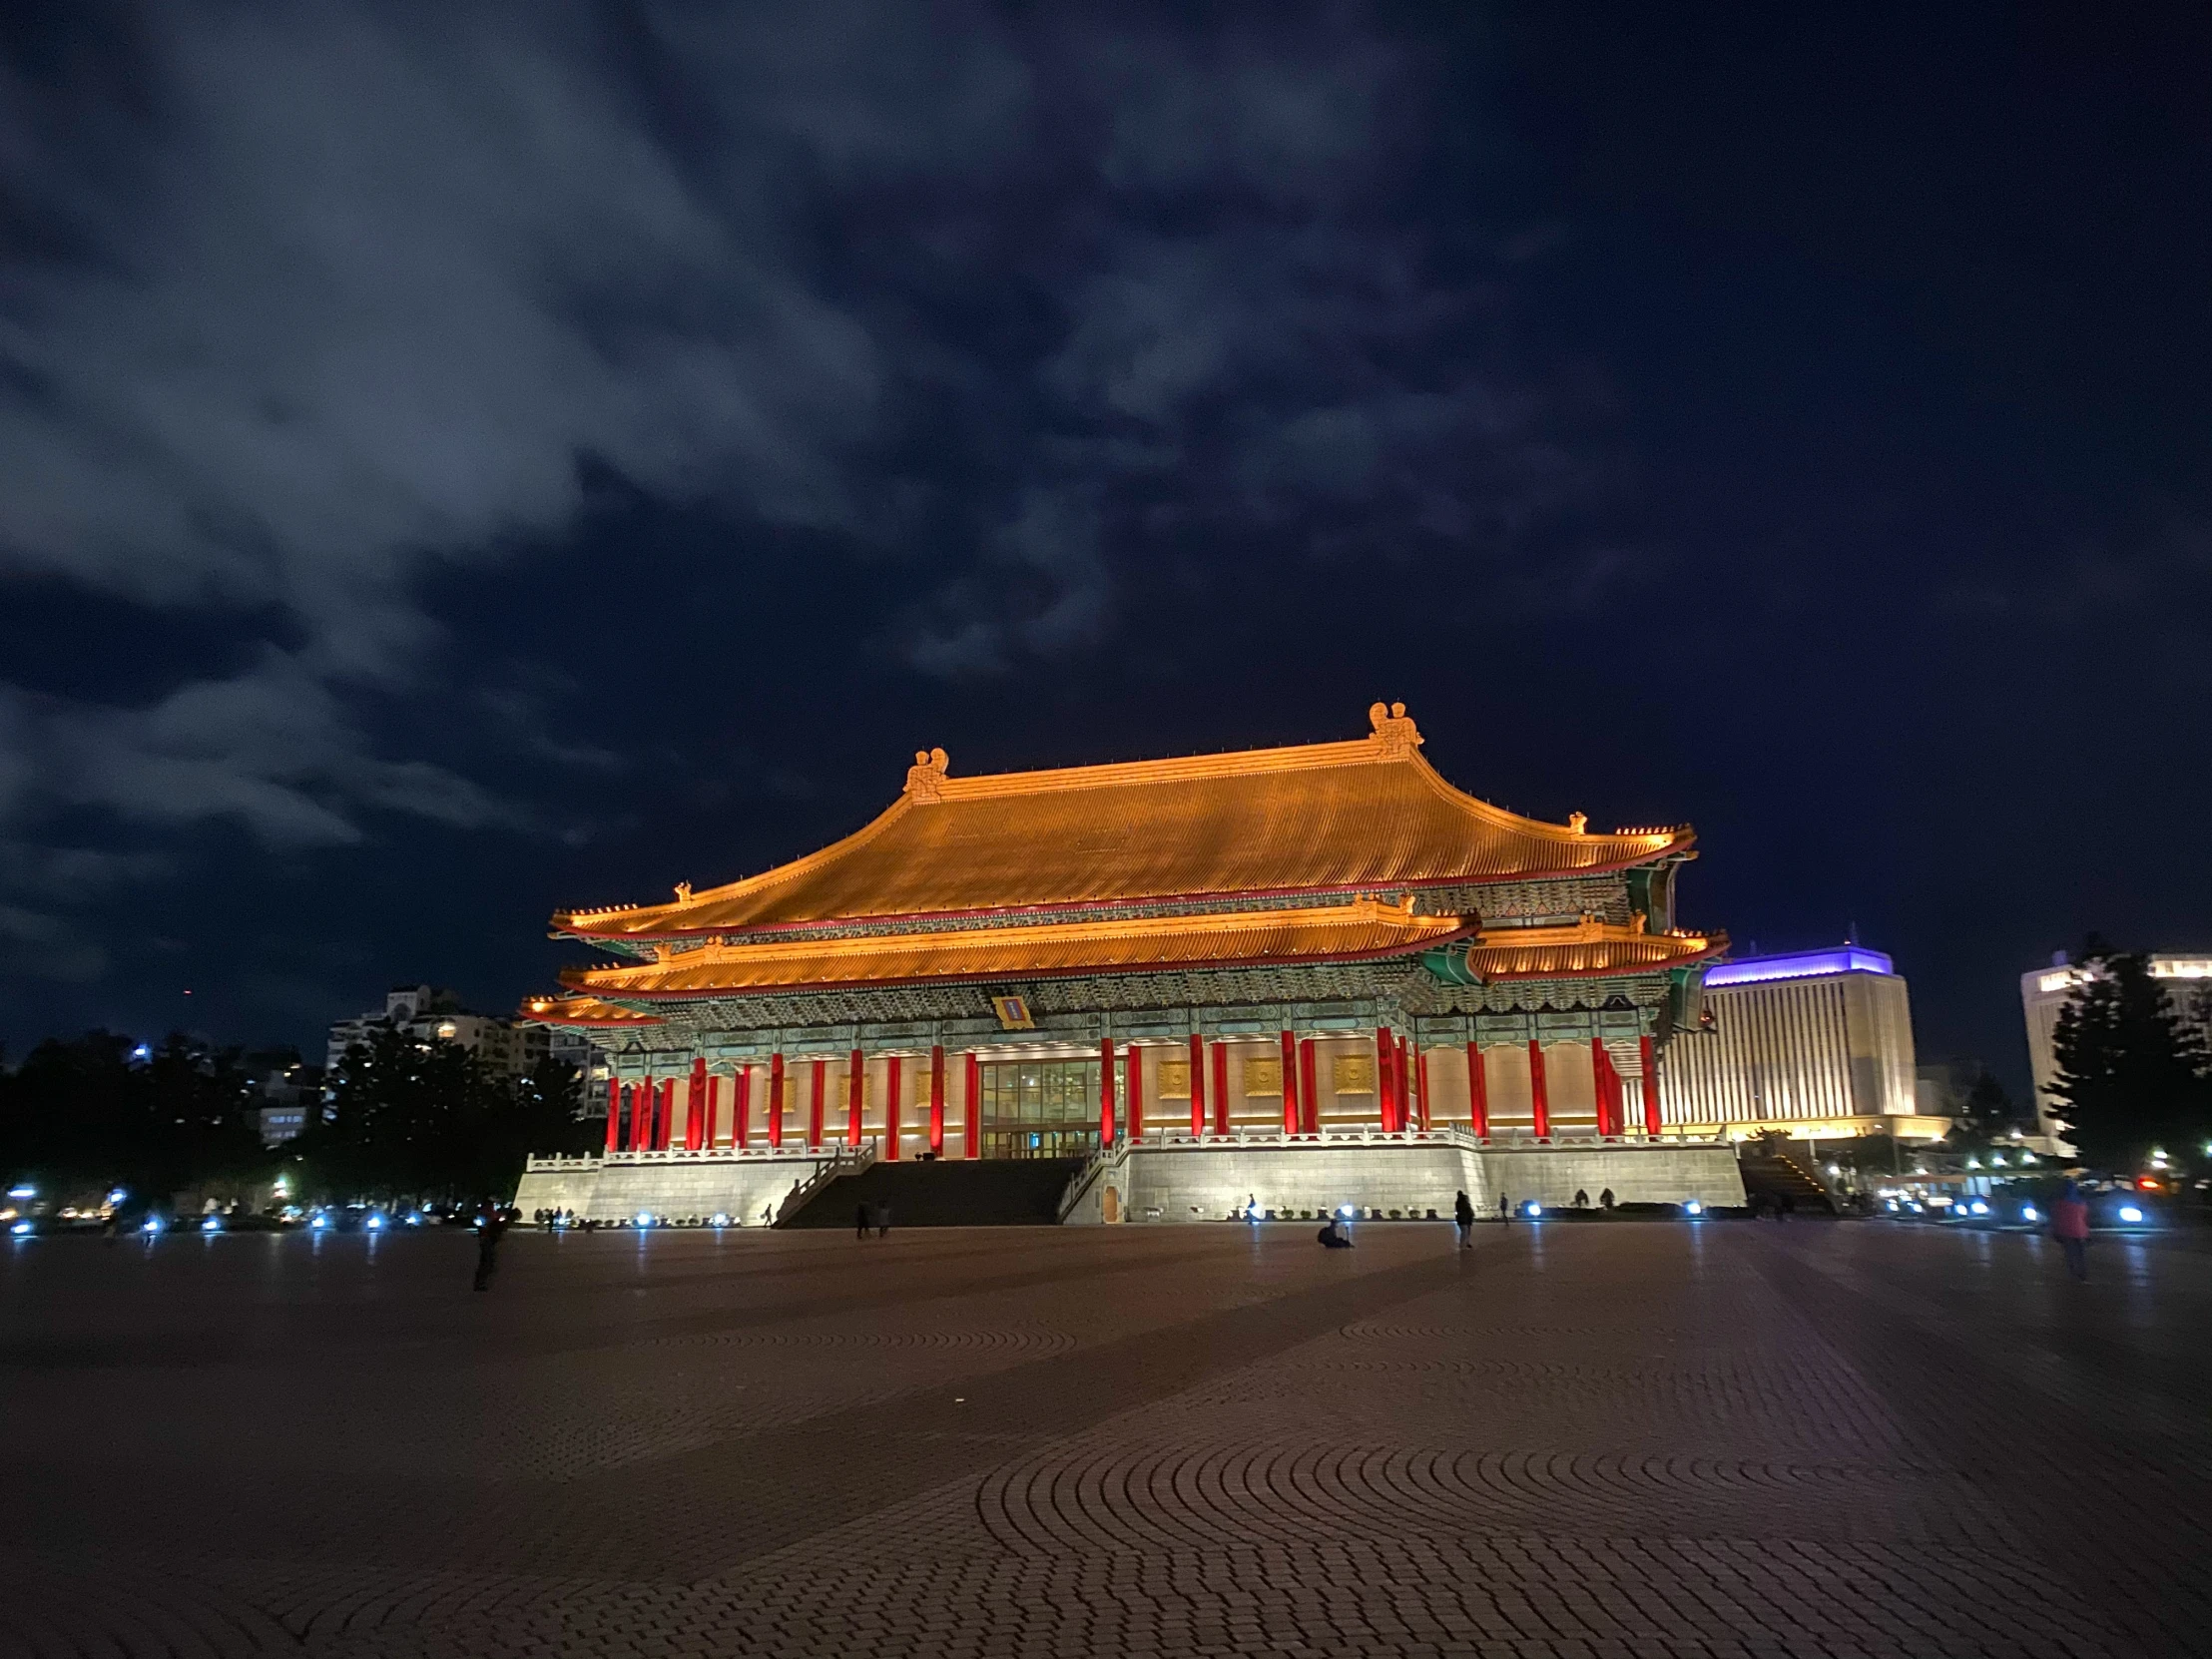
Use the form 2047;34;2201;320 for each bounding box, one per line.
1466;1042;1489;1138
767;1052;784;1148
734;1065;751;1148
1211;1041;1230;1136
1098;1038;1116;1146
847;1050;864;1147
964;1050;980;1159
885;1055;902;1159
628;1080;646;1151
1299;1038;1320;1134
809;1058;826;1149
1189;1032;1206;1137
1529;1041;1550;1139
687;1057;707;1150
658;1078;676;1150
1640;1034;1662;1136
1416;1047;1432;1132
1126;1046;1143;1142
605;1075;621;1150
929;1045;946;1155
704;1074;720;1148
1375;1027;1395;1131
1277;1030;1298;1135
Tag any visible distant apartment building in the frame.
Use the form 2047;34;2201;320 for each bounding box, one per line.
2020;952;2212;1147
1659;946;1943;1140
325;985;548;1083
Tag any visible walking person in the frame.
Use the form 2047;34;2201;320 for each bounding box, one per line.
472;1207;509;1293
1453;1190;1475;1250
1498;1194;1511;1226
2052;1179;2091;1281
876;1203;892;1240
855;1201;871;1241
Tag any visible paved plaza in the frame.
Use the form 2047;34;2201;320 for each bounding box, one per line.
3;1219;2207;1659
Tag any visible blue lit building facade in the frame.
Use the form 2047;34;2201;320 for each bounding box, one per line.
1658;947;1943;1141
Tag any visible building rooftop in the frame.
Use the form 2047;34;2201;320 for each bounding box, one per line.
553;705;1694;940
1703;946;1896;988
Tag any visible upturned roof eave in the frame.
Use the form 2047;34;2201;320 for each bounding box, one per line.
557;918;1481;1002
553;848;1691;945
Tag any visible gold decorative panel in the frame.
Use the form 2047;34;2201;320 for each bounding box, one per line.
1242;1057;1283;1096
1157;1058;1192;1099
1332;1055;1376;1094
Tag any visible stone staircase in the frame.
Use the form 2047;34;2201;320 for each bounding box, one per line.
778;1157;1087;1229
1736;1145;1839;1214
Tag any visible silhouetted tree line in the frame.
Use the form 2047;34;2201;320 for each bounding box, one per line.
298;1026;595;1202
0;1028;596;1205
2051;943;2212;1169
0;1031;268;1200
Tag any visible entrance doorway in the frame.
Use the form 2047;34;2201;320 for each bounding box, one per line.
978;1059;1102;1160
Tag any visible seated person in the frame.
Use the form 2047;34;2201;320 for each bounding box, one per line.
1317;1217;1355;1248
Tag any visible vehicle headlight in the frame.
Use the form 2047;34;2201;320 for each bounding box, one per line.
2119;1205;2145;1224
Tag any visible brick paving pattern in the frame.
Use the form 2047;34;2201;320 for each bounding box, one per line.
3;1219;2207;1657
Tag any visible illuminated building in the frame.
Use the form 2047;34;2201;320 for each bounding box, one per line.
326;984;548;1080
518;706;1746;1222
2021;952;2212;1150
1655;946;1943;1141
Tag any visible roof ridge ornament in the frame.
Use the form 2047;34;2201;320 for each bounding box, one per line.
1366;701;1421;759
1568;813;1588;835
904;746;950;803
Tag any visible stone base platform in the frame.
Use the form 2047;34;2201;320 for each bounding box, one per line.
513;1148;849;1225
1066;1130;1746;1224
515;1132;1746;1228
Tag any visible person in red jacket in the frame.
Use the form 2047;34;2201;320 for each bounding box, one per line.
2051;1179;2091;1281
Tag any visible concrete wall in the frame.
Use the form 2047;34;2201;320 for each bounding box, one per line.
1067;1135;1745;1224
514;1152;838;1224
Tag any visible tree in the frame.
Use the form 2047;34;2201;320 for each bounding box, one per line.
0;1031;267;1201
2049;949;2212;1169
293;1035;596;1203
1948;1069;2024;1149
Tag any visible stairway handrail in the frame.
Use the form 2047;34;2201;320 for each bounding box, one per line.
774;1141;878;1226
1055;1139;1132;1224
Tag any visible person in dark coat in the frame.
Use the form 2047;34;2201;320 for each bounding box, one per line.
1497;1194;1511;1225
1453;1190;1475;1249
855;1202;871;1241
2051;1179;2091;1281
1317;1217;1354;1249
472;1208;509;1292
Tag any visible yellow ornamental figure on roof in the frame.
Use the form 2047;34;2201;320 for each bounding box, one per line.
904;747;950;803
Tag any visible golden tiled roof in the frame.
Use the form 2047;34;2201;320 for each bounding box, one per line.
555;896;1471;999
517;994;664;1028
556;705;1691;939
1451;919;1727;981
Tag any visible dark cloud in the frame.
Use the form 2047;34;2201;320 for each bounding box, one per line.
0;1;2206;1086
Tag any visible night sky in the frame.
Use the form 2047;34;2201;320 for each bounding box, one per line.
2;4;2207;1093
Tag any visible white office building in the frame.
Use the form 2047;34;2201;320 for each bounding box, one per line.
1660;946;1943;1140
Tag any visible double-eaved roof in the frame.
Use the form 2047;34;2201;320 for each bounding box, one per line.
526;708;1721;1025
